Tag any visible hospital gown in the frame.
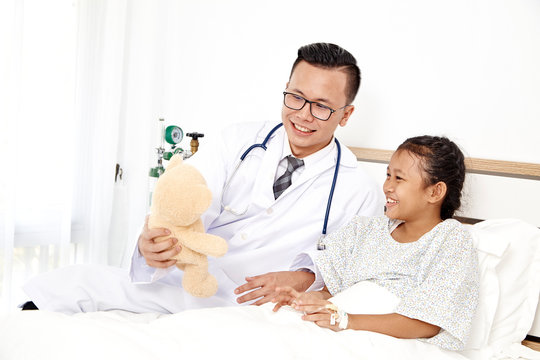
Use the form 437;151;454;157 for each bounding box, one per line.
314;215;479;351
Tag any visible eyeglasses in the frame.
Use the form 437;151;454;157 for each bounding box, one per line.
283;92;348;121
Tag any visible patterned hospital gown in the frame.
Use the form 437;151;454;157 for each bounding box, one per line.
315;215;479;351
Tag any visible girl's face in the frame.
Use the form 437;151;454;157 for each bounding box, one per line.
383;150;434;222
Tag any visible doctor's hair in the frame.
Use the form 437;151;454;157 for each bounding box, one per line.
396;135;466;220
290;43;361;104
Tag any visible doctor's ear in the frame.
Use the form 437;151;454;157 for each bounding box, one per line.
339;105;355;127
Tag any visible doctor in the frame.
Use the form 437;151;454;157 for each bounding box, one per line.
132;42;384;311
23;42;383;314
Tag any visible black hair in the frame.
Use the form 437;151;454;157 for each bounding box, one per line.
289;43;361;104
396;135;466;220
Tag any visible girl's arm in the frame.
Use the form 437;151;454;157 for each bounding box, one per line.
298;300;440;339
345;313;440;339
274;288;440;339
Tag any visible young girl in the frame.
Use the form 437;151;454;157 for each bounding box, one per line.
272;135;479;351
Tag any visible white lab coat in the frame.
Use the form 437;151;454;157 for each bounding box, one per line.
24;121;384;314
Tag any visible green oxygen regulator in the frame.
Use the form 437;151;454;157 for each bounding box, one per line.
148;118;205;207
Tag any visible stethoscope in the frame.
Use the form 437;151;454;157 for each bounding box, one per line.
220;123;341;250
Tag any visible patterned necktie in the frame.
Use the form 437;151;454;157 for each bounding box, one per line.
273;155;304;199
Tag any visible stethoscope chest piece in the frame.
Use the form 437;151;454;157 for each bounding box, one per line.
317;235;327;250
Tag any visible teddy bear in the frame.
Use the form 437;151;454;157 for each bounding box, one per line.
149;154;228;297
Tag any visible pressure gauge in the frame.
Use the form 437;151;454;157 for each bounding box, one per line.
165;125;183;145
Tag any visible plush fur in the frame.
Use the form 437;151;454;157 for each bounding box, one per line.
149;155;228;297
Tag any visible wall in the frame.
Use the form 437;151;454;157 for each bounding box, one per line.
137;0;540;225
156;0;540;161
111;0;540;266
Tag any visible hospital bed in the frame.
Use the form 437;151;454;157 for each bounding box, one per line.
0;147;539;360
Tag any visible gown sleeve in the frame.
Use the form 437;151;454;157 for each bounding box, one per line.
394;223;479;350
314;216;372;295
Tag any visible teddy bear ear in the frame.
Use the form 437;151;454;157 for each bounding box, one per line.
167;154;184;170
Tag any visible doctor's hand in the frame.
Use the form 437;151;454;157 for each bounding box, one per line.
138;215;181;269
271;286;330;312
234;271;315;306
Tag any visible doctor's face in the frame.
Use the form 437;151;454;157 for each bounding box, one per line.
282;61;354;158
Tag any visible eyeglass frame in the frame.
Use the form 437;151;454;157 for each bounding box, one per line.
282;91;350;121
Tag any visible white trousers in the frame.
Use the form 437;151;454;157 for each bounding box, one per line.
23;264;236;314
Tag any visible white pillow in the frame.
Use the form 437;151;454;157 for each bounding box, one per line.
464;224;510;349
474;219;540;348
329;281;400;315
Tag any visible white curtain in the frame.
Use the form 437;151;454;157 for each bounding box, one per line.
105;0;173;268
0;0;157;310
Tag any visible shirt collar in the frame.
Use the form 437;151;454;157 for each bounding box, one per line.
281;137;336;168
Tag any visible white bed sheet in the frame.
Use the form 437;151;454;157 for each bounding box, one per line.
3;218;539;360
0;305;471;360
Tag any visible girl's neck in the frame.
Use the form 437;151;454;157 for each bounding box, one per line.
391;216;443;244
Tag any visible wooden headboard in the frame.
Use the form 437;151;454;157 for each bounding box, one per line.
349;146;540;351
350;146;540;226
349;147;540;180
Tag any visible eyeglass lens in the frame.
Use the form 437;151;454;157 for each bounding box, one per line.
284;93;332;121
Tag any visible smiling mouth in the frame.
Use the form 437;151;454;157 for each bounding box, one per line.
292;122;315;133
386;198;399;207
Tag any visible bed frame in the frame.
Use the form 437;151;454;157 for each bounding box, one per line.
349;146;540;352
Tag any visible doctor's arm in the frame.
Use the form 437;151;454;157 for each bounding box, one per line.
235;245;323;305
234;271;315;305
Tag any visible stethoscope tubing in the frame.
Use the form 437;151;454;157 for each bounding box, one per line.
240;123;284;160
223;123;341;250
322;138;340;236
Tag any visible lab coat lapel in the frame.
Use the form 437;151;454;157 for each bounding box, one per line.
250;127;285;209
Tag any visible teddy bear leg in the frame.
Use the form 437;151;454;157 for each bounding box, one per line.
182;259;218;298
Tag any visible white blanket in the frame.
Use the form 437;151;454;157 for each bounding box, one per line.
0;305;470;360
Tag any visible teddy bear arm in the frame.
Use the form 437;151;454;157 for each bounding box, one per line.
181;232;228;258
173;246;204;265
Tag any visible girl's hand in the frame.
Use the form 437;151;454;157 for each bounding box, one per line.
271;286;302;312
271;286;325;312
297;301;344;331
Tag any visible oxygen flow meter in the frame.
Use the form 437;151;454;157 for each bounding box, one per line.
148;118;205;208
148;119;185;206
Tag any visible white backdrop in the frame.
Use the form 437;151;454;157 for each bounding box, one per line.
119;0;540;234
2;0;538;310
149;0;540;164
1;0;538;310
